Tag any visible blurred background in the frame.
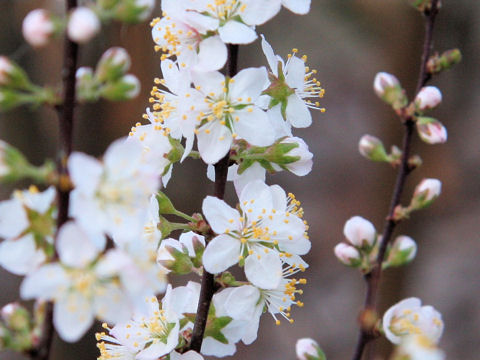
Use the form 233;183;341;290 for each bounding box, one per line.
0;0;479;359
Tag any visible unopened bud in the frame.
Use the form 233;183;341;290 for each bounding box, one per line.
343;216;377;248
416;117;447;144
415;86;442;111
96;47;131;82
358;135;389;162
76;67;99;102
156;191;176;215
280;137;313;176
22;9;55;47
0;57;14;86
67;7;101;44
101;74;140;101
1;303;30;332
157;238;193;275
411;178;441;210
296;338;325;360
0;57;31;90
427;49;462;75
386;235;417;268
334;243;361;267
113;0;155;23
373;72;407;109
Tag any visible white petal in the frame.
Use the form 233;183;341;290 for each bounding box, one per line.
68;152;102;195
201;337;236;357
57;221;99;268
233;162;266;198
94;283;132;324
225;285;261;320
285;56;306;90
286;94;312;128
245;251;282;289
197;122;232;164
0;235;45;275
136;321;179;359
24;186;56;213
282;0;311;14
20;263;68;300
234;108;275;146
239;180;272;215
261;34;279;75
191;70;224;97
104;138;143;175
202;234;240;274
0;199;28;238
218;21;257;44
202;196;241;234
54;292;94;342
241;0;281;25
229;67;269;102
171;350;204;360
161;59;191;95
195;36;228;72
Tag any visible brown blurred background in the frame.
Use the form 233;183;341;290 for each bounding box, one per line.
0;0;479;359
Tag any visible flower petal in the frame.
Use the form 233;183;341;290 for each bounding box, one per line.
20;263;68;300
57;221;100;268
202;234;240;274
0;234;46;275
282;0;311;14
245;251;282;289
229;67;269;102
234;108;275;146
286;94;312;128
218;21;257;44
54;292;94;342
195;36;228;72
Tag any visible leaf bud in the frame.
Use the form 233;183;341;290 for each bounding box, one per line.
373;72;408;109
427;49;462;75
113;0;156;24
96;47;131;82
22;9;55;48
67;7;101;44
296;338;326;360
410;178;442;210
343;216;377;249
358;135;389;162
416;117;447;144
415;86;442;111
334;243;361;267
385;235;417;268
101;74;140;101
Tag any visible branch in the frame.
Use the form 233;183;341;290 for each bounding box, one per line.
350;2;440;360
28;1;79;359
188;44;239;353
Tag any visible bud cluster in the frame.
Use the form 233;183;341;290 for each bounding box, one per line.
0;303;34;352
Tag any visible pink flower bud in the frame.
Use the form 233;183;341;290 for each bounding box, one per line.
334;243;361;266
296;338;320;360
416;117;447;144
67;7;100;44
358;135;389;162
22;9;55;47
414;178;442;202
415;86;442;110
343;216;376;248
373;72;400;97
0;57;13;86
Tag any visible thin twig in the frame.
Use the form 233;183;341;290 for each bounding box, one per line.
188;44;239;353
350;2;439;360
28;1;79;359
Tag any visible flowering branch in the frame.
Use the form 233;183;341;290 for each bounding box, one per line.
189;44;239;353
351;2;440;360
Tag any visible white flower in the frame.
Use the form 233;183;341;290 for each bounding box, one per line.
415;86;442;110
334;243;361;266
343;216;376;248
69;138;160;241
373;72;400;98
22;9;55;47
21;222;135;342
296;338;320;360
67;7;101;44
0;58;13;86
202;180;309;289
261;35;324;131
414;178;442;202
281;0;311;14
191;67;274;164
398;335;445;360
383;297;444;345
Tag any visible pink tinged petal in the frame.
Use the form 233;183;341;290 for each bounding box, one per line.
261;35;279;75
191;70;225;97
195;36;228;72
285;56;306;90
282;0;311;14
57;221;99;268
20;263;68;300
230;67;269;102
197;122;232;164
54;293;94;343
241;0;281;25
234;108;275;146
202;234;241;274
245;251;282;289
0;199;28;238
286;94;312;128
202;196;241;234
218;20;257;44
68;152;102;195
0;234;46;275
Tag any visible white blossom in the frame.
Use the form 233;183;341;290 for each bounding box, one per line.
296;338;320;360
343;216;376;248
415;86;442;111
22;9;55;47
397;335;445;360
67;7;101;44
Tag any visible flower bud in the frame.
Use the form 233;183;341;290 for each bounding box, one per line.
410;178;441;210
1;303;30;332
334;243;361;267
76;67;100;102
373;72;407;109
296;338;325;360
385;235;417;267
0;57;14;86
415;86;442;111
427;49;462;75
358;135;389;162
343;216;376;248
22;9;55;47
416;117;447;144
113;0;155;23
281;137;313;176
67;7;101;44
156;191;176;215
157;238;193;275
96;47;131;82
179;231;206;268
101;74;140;101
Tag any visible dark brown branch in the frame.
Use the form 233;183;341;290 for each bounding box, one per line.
188;44;239;353
350;2;439;360
28;1;79;360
